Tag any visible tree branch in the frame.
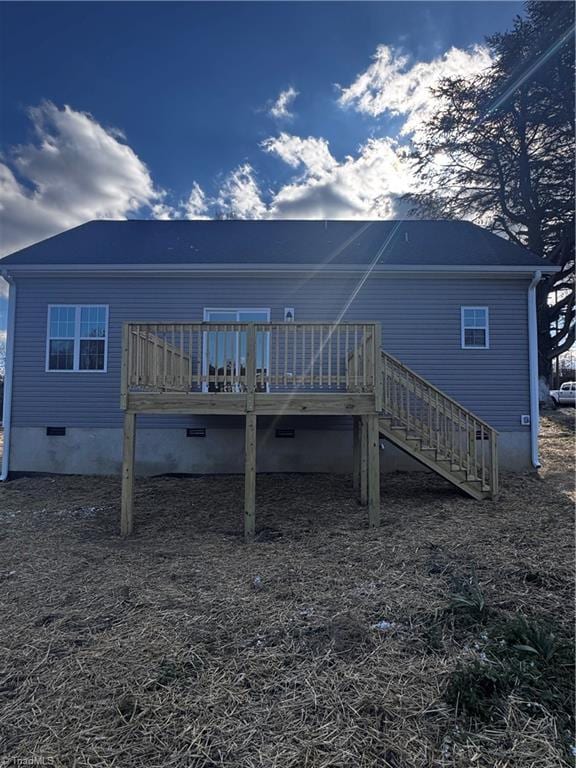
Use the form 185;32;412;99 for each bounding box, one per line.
547;324;576;359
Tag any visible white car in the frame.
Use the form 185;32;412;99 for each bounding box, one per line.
550;381;576;407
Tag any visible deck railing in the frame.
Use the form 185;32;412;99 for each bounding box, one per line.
123;321;380;396
347;327;378;395
381;350;498;495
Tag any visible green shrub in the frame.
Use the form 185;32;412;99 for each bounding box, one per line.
497;615;569;665
446;660;516;721
446;615;574;727
450;569;488;624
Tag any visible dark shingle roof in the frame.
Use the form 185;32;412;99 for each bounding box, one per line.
1;219;551;269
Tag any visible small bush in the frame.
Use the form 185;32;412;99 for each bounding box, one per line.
494;616;573;721
446;660;516;721
497;615;568;664
445;614;574;727
450;569;488;624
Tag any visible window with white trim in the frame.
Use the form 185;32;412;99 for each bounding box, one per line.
47;305;108;371
461;306;489;349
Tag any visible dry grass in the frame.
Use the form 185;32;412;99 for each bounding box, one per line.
0;416;573;767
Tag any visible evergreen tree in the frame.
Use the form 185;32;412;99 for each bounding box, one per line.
411;2;574;383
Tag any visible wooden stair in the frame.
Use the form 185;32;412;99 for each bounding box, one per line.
378;351;498;500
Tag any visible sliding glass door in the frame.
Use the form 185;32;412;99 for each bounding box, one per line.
203;309;270;392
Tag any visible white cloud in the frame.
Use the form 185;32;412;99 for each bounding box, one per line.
184;182;210;219
264;135;414;220
215;164;266;219
0;101;163;256
151;199;177;221
338;44;491;136
261;133;336;177
269;87;299;120
213;133;413;221
235;46;490;222
149;181;210;220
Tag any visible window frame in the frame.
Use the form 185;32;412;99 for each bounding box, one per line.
202;308;271;323
460;306;490;350
45;304;109;373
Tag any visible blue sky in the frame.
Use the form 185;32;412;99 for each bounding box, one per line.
1;1;524;255
2;2;522;177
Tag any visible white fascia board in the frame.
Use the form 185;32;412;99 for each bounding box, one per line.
0;263;561;277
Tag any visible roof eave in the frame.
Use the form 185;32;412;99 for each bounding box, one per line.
0;262;560;276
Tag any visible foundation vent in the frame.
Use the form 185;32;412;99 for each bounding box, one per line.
46;426;66;436
186;427;206;437
275;428;295;438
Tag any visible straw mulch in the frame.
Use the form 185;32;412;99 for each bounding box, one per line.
0;415;573;767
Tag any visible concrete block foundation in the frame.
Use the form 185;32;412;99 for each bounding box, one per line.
9;425;533;476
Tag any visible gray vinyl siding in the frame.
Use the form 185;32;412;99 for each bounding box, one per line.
11;274;530;433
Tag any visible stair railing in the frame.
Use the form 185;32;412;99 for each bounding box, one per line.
380;350;498;497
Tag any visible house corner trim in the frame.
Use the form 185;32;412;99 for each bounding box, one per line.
528;270;542;469
1;272;16;481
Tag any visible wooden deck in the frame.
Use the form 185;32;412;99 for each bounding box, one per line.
119;321;499;540
120;322;383;540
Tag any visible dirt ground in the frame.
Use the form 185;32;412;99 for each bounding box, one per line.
0;415;573;767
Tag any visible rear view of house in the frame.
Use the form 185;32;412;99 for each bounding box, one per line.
1;219;557;536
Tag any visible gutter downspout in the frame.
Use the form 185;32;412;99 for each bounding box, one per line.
1;271;16;481
528;270;542;469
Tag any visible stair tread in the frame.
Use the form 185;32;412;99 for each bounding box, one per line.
378;381;497;499
379;426;493;500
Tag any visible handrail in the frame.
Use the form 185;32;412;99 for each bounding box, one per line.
131;326;190;362
380;349;498;497
128;324;192;391
381;349;497;433
122;321;379;397
385;366;488;433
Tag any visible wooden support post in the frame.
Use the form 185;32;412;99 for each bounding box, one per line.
121;411;136;537
120;323;130;410
360;416;368;506
468;423;476;477
244;412;257;542
489;430;498;499
367;414;380;528
352;416;360;492
245;324;256;412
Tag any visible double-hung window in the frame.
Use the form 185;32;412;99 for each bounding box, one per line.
461;306;489;349
47;305;108;371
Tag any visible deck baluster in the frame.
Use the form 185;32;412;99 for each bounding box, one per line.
301;325;306;387
327;326;332;388
284;325;289;388
310;325;315;388
336;327;341;388
318;325;322;387
274;326;279;389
